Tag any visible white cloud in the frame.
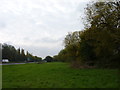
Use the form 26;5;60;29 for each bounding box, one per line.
0;0;89;58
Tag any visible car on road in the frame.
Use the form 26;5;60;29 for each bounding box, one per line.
2;59;9;63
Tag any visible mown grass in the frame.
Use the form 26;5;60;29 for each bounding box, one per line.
2;62;119;88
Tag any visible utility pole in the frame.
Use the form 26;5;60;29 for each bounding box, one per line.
0;43;2;90
0;43;2;63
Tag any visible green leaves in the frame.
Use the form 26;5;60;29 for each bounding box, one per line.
55;1;120;68
82;1;120;68
2;44;42;62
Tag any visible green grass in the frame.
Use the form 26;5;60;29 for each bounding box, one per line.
2;62;119;88
0;65;2;89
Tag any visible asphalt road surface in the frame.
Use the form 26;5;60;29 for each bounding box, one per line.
0;63;26;65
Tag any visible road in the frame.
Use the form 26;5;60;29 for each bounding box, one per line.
0;63;26;65
0;62;36;65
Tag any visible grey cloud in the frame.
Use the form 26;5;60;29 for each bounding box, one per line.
0;22;6;29
15;44;63;58
0;0;89;57
35;36;64;43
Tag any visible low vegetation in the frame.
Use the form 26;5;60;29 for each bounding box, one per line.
2;62;119;88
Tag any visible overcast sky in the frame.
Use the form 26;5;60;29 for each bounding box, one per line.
0;0;91;58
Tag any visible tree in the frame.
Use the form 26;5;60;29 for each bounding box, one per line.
82;0;120;68
21;49;26;61
34;56;42;62
64;31;81;47
64;31;83;62
85;0;120;31
2;43;42;62
2;44;17;61
2;44;12;61
56;0;120;68
44;56;53;62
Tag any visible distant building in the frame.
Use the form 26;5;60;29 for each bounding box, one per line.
2;59;9;63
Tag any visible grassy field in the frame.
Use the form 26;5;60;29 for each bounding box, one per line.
2;62;119;88
0;65;2;89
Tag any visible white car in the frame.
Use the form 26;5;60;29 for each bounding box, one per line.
2;59;9;63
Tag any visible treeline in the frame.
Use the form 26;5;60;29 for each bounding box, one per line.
2;43;42;62
54;1;120;68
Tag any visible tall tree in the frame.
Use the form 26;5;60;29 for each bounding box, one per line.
82;0;120;68
21;49;26;61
